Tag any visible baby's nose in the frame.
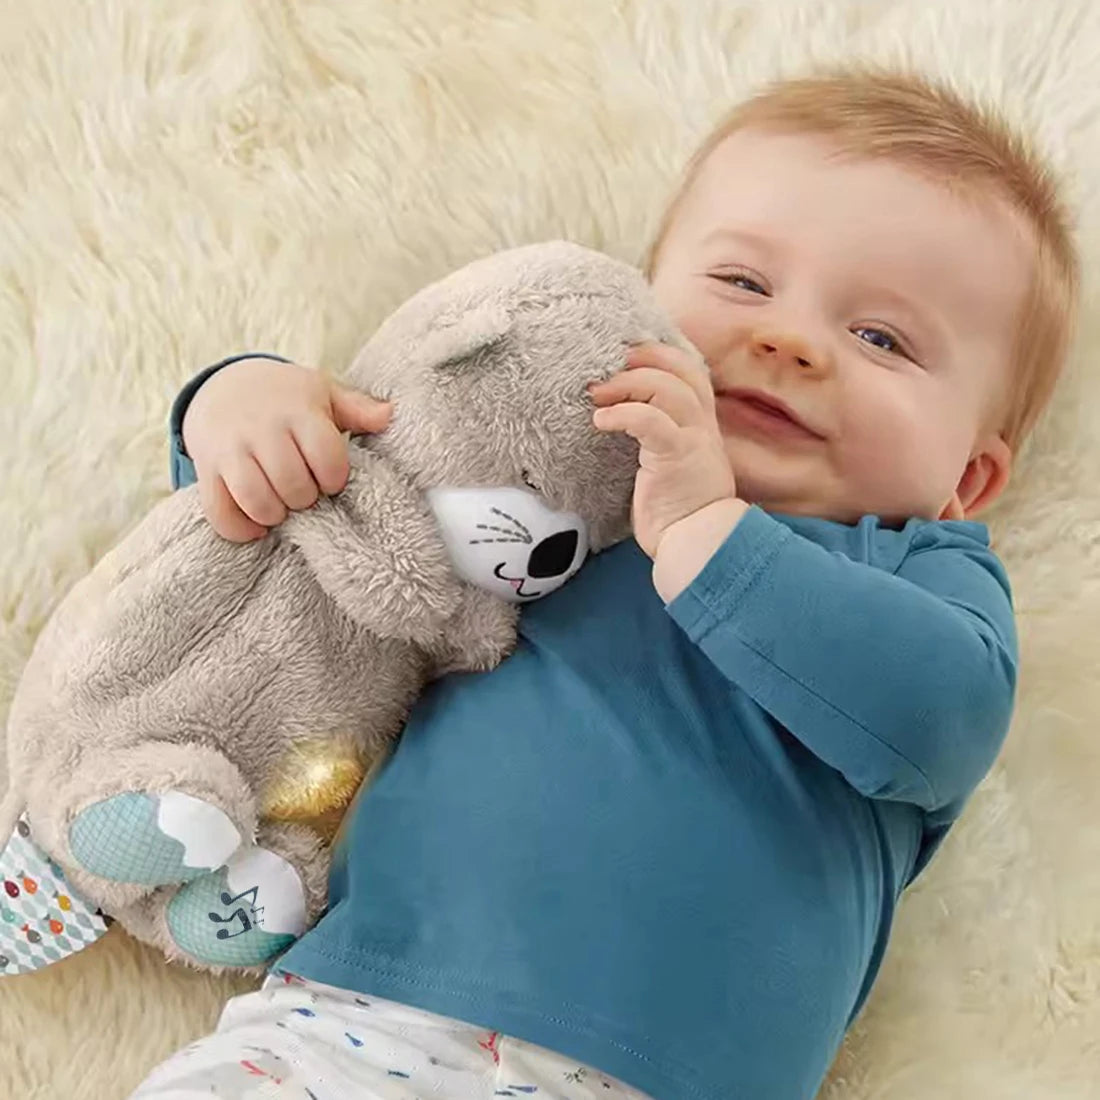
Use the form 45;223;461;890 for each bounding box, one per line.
751;329;825;373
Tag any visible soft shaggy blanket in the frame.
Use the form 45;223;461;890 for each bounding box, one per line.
1;1;1098;1097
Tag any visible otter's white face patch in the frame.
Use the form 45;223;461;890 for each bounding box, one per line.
426;487;589;603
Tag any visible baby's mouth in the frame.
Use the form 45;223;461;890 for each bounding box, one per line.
714;387;824;442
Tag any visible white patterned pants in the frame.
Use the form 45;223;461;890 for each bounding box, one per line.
131;972;651;1100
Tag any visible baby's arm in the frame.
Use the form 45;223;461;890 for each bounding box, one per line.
169;354;390;537
591;340;1015;814
666;509;1017;813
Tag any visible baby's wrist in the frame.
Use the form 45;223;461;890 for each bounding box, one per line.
652;497;750;603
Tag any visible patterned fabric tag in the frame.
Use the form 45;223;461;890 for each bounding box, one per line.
0;814;109;976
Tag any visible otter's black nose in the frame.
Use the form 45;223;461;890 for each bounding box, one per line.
527;529;580;578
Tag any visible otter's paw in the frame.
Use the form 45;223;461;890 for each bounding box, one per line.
166;846;307;968
69;791;241;886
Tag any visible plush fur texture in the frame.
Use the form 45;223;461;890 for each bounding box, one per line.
0;1;1098;1097
2;241;676;971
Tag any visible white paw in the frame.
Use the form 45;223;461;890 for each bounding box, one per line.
156;791;242;872
224;847;307;937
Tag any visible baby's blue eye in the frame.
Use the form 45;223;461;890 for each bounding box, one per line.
726;274;768;295
854;327;899;353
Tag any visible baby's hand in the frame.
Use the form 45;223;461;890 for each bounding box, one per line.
590;342;737;560
182;358;392;542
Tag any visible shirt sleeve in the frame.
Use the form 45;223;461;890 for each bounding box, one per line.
169;353;290;490
666;506;1017;813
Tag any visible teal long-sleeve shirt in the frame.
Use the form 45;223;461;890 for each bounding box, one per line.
170;359;1017;1100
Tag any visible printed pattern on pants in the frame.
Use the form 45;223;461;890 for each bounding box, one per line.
130;971;651;1100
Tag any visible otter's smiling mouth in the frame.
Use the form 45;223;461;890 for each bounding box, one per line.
493;562;542;600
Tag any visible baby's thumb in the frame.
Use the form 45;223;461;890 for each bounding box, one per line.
330;384;392;435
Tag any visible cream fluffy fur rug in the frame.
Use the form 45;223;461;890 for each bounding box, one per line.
1;1;1098;1096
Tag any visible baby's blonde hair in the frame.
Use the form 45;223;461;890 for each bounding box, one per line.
645;69;1079;450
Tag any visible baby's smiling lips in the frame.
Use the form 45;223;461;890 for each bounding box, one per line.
714;386;824;443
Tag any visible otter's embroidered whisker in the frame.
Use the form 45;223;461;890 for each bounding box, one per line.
475;524;526;538
489;508;531;538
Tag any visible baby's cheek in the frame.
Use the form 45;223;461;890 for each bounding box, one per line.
837;398;957;511
657;291;730;364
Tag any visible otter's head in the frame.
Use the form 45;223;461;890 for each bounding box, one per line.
344;241;702;601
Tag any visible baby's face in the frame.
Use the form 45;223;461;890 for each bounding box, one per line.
651;129;1031;523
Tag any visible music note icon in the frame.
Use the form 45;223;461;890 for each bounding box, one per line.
207;907;252;939
219;885;259;909
208;884;263;940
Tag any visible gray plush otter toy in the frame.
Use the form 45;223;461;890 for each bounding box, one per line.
0;241;699;976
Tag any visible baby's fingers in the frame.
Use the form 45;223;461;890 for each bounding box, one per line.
221;451;288;528
198;474;269;543
330;384;392;436
626;342;714;408
593;402;681;456
253;433;319;512
591;366;702;426
292;415;352;497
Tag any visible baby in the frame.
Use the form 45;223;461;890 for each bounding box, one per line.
133;70;1078;1100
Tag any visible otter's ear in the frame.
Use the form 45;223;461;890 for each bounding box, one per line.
420;303;513;374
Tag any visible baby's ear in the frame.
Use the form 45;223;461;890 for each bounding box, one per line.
420;303;513;374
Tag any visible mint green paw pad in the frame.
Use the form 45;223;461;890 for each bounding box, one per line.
69;791;241;886
166;848;306;968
